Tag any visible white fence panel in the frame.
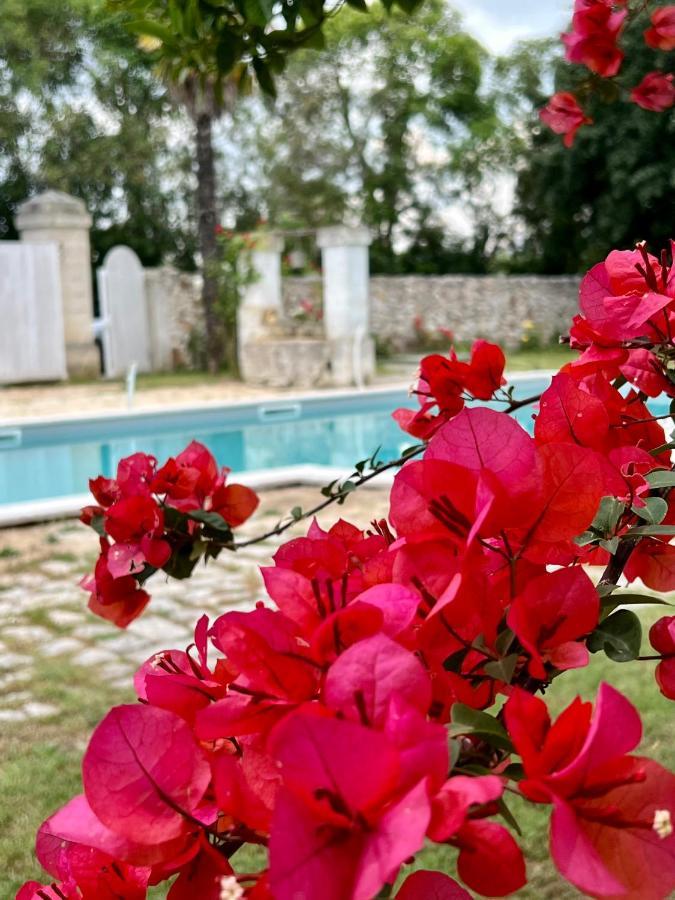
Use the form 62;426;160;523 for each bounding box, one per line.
0;242;67;384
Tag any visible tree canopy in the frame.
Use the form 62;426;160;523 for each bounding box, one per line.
0;0;195;267
506;10;675;274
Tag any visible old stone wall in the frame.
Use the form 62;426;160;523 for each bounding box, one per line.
148;270;581;368
144;266;203;369
369;274;581;352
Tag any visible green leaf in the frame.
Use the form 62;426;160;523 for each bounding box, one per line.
625;524;675;537
645;470;675;489
126;19;178;48
574;530;599;548
449;737;461;771
601;591;672;614
187;509;232;535
632;496;668;525
449;704;513;752
89;514;106;538
345;0;369;10
503;763;525;782
290;506;303;521
252;58;277;97
484;653;519;685
587;609;642;662
498;797;522;835
591;496;624;536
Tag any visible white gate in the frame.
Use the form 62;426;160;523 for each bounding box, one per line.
97;245;151;377
0;242;67;384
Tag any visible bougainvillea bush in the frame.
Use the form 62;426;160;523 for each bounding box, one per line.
540;1;674;145
17;240;675;899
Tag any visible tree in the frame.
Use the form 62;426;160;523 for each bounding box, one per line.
229;0;502;273
114;0;428;369
0;0;195;268
503;11;675;273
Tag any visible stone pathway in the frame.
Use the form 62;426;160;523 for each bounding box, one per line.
0;486;389;722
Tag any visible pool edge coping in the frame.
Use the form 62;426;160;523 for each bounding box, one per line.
0;464;394;528
0;370;556;430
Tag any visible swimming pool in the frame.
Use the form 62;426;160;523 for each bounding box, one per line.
0;376;556;512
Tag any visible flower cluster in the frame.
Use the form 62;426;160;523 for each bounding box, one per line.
79;441;259;627
20;241;675;899
541;2;675;144
393;338;506;438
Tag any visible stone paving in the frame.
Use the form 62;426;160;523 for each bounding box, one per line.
0;486;389;723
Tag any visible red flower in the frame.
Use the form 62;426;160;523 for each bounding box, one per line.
645;6;675;51
540;92;592;147
104;495;171;577
393;339;506;439
631;71;675;112
507;568;599;680
563;1;626;77
268;711;433;900
650;616;675;700
80;540;150;627
505;684;675;898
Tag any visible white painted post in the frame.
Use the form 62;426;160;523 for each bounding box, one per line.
237;232;284;378
316;225;374;387
16;190;99;378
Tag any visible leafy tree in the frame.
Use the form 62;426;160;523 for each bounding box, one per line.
113;0;427;368
0;0;195;267
503;12;675;274
233;0;502;273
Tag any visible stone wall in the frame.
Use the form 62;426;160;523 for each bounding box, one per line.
369;274;581;352
145;270;581;369
144;266;203;369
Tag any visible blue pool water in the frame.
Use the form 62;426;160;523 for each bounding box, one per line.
5;374;665;508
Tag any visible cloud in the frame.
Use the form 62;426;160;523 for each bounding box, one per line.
450;0;569;53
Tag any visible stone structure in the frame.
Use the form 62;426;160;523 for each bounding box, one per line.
0;242;67;384
238;227;375;388
97;246;150;377
16;190;99;377
317;226;375;387
144;266;203;370
369;274;580;352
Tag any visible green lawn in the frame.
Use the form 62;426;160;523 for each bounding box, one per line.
2;608;672;898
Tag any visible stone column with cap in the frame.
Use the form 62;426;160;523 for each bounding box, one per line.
316;225;374;386
16;190;99;378
237;232;285;378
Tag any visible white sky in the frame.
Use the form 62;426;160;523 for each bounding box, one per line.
451;0;570;53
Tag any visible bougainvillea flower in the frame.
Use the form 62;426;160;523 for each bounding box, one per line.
211;735;282;834
625;540;675;593
80;539;150;627
83;704;211;844
505;684;675;898
540;92;592;146
563;1;626;76
324;633;432;727
645;6;675;50
631;71;675;112
268;711;431;900
393;340;506;439
396;870;472;898
507;568;599;679
104;495;171;577
649;616;675;701
16;883;79;899
165;835;235;899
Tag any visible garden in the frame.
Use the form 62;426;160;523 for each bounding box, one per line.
1;0;675;899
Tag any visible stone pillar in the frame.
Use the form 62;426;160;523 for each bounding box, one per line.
16;190;99;377
237;232;285;378
316;225;374;387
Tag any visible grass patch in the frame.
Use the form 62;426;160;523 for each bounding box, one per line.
505;344;576;372
0;546;20;559
3;610;673;897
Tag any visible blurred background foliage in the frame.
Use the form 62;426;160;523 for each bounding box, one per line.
0;0;673;274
